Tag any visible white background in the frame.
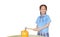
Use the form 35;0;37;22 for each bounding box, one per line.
0;0;60;37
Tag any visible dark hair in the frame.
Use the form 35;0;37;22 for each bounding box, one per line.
39;4;47;15
39;4;47;10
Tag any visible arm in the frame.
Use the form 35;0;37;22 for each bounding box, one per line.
33;22;50;31
32;16;51;31
38;22;50;31
27;22;50;31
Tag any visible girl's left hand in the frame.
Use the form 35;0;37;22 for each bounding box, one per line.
26;27;42;31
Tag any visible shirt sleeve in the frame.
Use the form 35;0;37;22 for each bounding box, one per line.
46;16;51;24
36;16;39;24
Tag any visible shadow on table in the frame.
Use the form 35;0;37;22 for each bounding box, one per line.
8;35;44;37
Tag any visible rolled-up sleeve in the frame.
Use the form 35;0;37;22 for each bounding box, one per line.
36;16;39;24
46;16;51;24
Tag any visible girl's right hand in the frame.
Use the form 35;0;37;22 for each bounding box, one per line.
26;27;33;30
26;27;41;31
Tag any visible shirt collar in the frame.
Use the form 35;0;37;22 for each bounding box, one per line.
40;14;46;17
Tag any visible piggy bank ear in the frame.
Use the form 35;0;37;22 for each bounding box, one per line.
25;27;27;30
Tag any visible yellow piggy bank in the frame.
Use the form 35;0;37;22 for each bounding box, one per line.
21;28;29;37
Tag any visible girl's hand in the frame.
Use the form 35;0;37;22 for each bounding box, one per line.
26;27;42;31
32;28;42;31
26;27;33;30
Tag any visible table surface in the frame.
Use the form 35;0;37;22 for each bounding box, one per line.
8;35;44;37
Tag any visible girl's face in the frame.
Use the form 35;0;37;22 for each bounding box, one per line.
40;6;47;15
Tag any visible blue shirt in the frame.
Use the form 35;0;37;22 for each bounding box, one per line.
36;14;51;33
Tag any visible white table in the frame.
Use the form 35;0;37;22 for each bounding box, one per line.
8;35;44;37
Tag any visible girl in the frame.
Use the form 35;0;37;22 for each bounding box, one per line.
26;4;51;37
